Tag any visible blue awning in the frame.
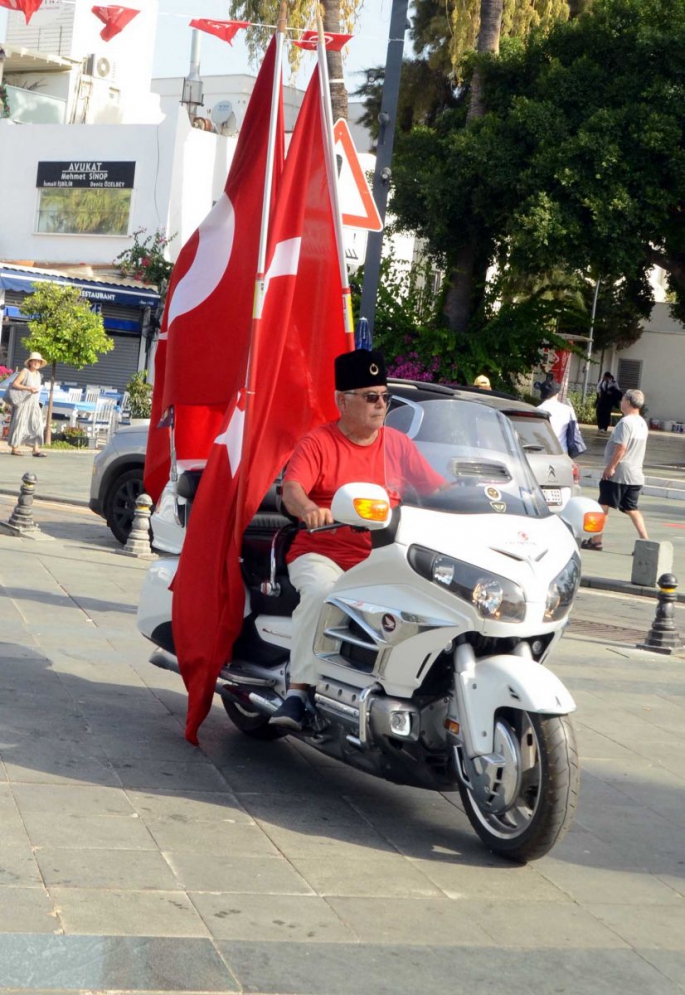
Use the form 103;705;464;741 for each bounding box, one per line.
0;266;160;308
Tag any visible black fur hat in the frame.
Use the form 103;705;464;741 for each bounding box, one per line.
335;349;387;391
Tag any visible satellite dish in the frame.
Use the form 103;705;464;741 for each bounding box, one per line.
211;100;238;135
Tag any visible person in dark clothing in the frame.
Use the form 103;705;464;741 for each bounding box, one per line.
538;372;555;401
595;372;621;432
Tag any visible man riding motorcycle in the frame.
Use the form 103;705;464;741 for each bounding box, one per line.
269;349;445;731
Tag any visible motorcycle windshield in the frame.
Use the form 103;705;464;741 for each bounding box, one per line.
385;396;551;518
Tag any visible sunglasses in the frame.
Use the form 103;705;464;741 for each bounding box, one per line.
342;390;392;405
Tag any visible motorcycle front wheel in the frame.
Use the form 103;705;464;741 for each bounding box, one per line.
458;711;579;863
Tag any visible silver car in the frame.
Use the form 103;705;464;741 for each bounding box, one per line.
89;383;579;543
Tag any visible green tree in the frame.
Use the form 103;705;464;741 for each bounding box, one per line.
392;0;685;361
229;0;363;120
21;283;114;443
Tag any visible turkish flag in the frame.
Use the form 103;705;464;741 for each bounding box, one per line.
294;30;353;51
92;5;140;41
189;19;249;45
172;66;352;744
144;36;284;503
0;0;44;23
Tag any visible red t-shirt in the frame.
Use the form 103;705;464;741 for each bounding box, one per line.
285;422;445;570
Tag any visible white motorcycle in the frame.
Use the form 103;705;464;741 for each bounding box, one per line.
138;395;604;862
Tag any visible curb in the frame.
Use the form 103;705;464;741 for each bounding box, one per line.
0;487;90;509
580;468;685;501
581;574;685;603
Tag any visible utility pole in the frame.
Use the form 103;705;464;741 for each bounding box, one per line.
358;0;409;338
582;278;601;401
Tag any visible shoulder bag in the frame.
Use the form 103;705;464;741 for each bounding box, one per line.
566;418;587;459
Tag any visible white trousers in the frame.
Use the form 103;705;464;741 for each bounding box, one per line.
288;553;344;686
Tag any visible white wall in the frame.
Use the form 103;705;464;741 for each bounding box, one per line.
152;74;304;134
616;304;685;422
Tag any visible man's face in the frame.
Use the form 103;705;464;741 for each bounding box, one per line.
620;396;633;416
337;386;391;433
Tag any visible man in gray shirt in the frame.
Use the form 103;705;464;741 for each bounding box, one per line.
583;389;649;551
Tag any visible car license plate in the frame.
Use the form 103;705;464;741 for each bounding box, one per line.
543;488;562;506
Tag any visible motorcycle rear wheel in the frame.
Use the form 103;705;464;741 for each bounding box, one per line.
221;692;282;741
458;711;579;863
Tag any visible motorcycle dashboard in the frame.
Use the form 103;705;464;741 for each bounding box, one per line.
386;397;551;519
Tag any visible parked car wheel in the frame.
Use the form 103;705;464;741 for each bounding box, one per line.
104;467;145;544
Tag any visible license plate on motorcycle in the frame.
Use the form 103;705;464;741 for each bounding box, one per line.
543;488;562;506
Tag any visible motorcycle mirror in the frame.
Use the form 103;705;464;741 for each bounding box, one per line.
331;482;392;530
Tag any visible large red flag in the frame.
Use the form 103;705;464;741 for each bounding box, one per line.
91;5;140;41
189;19;249;45
144;36;284;503
172;66;353;744
0;0;44;23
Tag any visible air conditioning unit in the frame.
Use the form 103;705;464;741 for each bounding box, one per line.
84;54;116;82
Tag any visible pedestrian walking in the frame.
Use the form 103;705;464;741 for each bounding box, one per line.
583;388;648;551
537;372;555;401
595;371;622;432
537;382;577;453
7;352;48;457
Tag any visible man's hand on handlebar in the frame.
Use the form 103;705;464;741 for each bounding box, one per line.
301;505;334;530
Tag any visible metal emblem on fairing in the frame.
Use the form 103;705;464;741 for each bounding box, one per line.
382;613;397;632
490;501;506;513
485;486;501;501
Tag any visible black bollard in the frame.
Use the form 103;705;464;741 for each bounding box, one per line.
636;573;683;654
7;472;40;534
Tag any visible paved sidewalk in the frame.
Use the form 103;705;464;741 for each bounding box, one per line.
0;499;684;993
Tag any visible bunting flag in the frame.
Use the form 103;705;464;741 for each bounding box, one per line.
172;64;352;745
294;29;353;51
189;18;249;45
144;35;284;504
92;5;140;42
0;0;45;23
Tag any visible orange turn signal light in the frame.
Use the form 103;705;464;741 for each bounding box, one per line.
353;497;390;522
445;719;460;735
583;511;606;534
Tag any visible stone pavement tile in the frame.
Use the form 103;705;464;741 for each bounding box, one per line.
125;788;252;824
575;725;638;760
467;899;630;949
255;822;397;860
112;760;231;792
583;770;685;828
0;786;30;846
656;874;685;899
95;734;203;763
326;896;492;946
572;804;684;871
3;753;120;787
408;858;570;902
21;812;156;850
189;892;356;943
0;887;58;933
146;819;279;856
589;903;685;949
0;843;43;887
219;942;682;995
291;854;442;898
51;887;209;937
35;848;179;890
537;860;683;906
639;950;685;990
12;783;136;817
237;793;375;832
166;853;313;894
0;934;239;991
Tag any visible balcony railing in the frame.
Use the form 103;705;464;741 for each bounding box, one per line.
4;84;67;124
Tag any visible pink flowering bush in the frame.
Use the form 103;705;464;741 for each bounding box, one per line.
114;229;175;289
0;365;14;379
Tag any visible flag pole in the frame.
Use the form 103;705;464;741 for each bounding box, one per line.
315;9;355;343
234;3;286;547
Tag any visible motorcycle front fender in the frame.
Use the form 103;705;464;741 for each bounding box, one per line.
455;646;576;757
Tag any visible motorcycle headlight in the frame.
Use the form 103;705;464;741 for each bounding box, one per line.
545;553;581;621
408;545;526;623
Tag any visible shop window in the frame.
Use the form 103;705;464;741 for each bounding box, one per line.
36;187;132;236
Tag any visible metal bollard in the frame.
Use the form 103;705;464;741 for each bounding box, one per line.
117;493;155;558
636;574;683;655
6;472;40;535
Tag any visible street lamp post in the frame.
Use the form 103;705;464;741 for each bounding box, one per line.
358;0;409;338
582;278;601;401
